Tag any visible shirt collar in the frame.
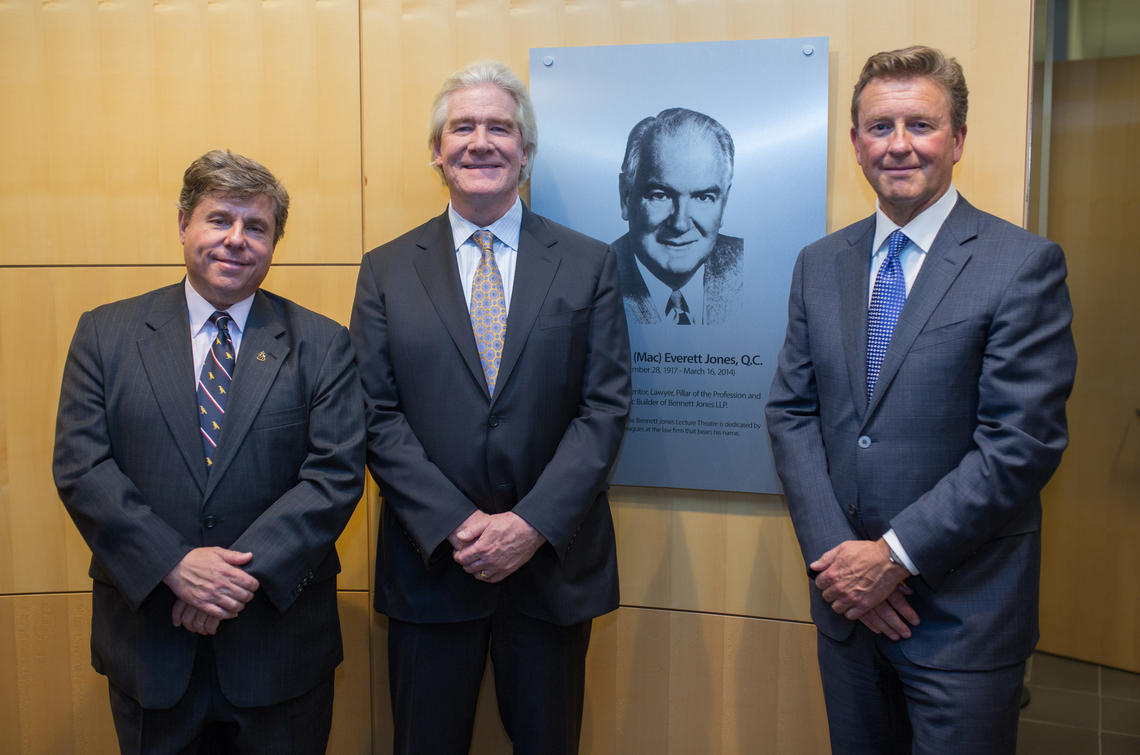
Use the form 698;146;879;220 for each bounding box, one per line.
184;278;254;336
872;184;959;255
634;255;706;325
447;196;523;252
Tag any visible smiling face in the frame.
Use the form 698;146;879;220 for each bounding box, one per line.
180;193;276;309
622;130;731;289
432;83;527;226
851;76;966;226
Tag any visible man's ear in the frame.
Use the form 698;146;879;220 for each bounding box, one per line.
178;210;188;243
618;173;631;221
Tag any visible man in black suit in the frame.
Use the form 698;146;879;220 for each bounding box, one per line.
614;107;743;325
765;46;1076;753
350;61;631;754
54;149;365;754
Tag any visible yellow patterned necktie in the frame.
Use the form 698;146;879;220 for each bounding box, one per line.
469;230;507;394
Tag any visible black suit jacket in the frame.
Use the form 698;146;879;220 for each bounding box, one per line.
350;206;631;626
766;197;1076;670
54;283;365;707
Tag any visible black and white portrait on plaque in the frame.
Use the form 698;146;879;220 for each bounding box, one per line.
530;38;828;494
614;108;743;326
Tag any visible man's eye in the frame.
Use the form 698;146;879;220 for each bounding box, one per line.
694;193;717;203
646;191;668;201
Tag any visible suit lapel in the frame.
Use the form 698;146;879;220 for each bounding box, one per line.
839;217;875;420
204;291;288;499
495;207;560;405
138;285;207;493
865;198;977;419
412;212;490;396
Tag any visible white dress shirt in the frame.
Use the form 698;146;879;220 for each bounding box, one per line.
185;278;254;386
447;197;523;313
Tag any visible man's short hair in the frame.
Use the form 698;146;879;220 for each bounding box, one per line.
427;61;538;184
619;108;735;192
851;45;969;133
178;149;291;243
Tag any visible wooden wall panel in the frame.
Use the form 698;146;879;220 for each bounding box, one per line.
1036;55;1140;673
369;607;827;755
0;591;372;754
612;487;809;621
0;266;369;595
0;0;362;267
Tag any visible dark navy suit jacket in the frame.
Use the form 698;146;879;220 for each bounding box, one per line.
54;283;365;707
766;197;1076;670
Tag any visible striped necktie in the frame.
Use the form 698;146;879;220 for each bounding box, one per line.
197;311;235;467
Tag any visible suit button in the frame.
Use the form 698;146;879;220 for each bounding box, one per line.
857;435;871;449
203;515;217;529
488;416;500;428
847;505;857;515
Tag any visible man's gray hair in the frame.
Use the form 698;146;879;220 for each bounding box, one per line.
620;108;734;189
428;61;538;184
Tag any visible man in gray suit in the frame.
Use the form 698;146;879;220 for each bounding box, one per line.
350;62;630;754
54;149;365;754
765;46;1076;754
614;107;743;325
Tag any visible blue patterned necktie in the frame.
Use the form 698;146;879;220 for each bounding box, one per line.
866;230;908;402
469;230;507;395
198;311;235;467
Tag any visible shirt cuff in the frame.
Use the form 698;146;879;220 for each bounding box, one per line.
883;529;919;575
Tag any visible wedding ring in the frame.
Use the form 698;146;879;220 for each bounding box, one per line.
479;570;488;579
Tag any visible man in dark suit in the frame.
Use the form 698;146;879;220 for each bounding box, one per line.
614;107;743;325
350;62;631;754
765;46;1076;754
53;149;365;754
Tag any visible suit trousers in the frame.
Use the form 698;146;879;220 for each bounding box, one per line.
108;637;334;755
388;601;592;755
816;625;1025;755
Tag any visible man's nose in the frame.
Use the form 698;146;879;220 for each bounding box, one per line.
469;126;492;150
224;222;246;247
666;198;694;232
887;125;912;153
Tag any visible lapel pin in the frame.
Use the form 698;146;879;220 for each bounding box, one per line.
257;351;267;362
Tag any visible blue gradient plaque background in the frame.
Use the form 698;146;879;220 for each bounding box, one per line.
530;38;828;493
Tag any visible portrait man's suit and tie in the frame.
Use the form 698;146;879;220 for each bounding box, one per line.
53;150;365;754
614;107;743;325
349;62;631;755
765;46;1076;754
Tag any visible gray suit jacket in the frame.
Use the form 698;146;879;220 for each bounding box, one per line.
350;206;632;626
614;232;744;324
765;197;1076;670
54;283;365;707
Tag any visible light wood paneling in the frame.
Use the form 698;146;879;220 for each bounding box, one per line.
369;606;828;754
612;487;810;621
1037;55;1140;673
0;266;370;595
0;591;372;754
0;0;362;266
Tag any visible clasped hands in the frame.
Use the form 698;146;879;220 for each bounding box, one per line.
163;547;260;637
811;538;919;641
449;510;546;583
